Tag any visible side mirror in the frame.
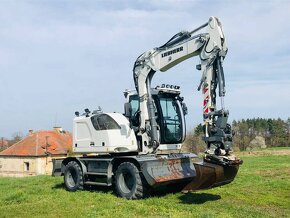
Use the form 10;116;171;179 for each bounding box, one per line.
124;102;132;118
182;103;188;115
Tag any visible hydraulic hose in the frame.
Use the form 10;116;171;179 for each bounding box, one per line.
216;56;226;97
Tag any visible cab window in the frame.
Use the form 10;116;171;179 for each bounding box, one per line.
129;95;139;119
159;97;182;143
91;114;120;130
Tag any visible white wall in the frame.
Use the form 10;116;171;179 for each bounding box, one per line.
0;156;64;177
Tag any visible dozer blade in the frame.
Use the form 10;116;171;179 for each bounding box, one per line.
140;155;197;186
139;153;242;191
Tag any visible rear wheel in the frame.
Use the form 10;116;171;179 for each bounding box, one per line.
64;161;84;192
114;162;148;199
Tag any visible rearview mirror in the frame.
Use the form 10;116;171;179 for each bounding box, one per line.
182;103;188;115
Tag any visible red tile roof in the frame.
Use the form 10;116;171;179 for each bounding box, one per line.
0;130;72;156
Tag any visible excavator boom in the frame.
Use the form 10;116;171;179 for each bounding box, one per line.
132;17;232;157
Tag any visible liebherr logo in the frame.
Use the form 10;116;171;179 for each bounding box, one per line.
161;46;183;58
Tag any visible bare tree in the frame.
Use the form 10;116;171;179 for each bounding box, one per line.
8;131;24;146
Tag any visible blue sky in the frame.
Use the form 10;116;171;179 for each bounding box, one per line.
0;0;289;138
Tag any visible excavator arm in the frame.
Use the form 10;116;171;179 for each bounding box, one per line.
133;16;232;156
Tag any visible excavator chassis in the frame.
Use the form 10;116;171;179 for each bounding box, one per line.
53;153;242;198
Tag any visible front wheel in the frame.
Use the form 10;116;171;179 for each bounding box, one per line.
114;162;149;199
64;161;84;192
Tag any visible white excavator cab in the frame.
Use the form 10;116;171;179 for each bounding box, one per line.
72;86;186;155
124;86;186;153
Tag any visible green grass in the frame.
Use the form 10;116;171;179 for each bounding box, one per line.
0;152;289;218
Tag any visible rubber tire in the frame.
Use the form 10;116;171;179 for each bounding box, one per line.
114;162;148;199
64;161;84;192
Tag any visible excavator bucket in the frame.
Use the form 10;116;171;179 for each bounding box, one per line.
139;153;242;191
182;160;241;191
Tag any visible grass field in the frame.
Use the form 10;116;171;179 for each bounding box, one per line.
0;149;289;218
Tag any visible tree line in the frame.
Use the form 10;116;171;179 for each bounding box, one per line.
232;118;290;150
182;118;290;152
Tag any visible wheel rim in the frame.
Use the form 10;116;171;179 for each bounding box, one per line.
66;168;77;188
119;170;135;194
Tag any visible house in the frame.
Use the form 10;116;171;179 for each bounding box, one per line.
0;128;72;177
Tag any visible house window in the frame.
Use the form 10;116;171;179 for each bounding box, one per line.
24;162;30;171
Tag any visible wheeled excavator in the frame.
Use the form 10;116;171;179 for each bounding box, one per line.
53;17;242;199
